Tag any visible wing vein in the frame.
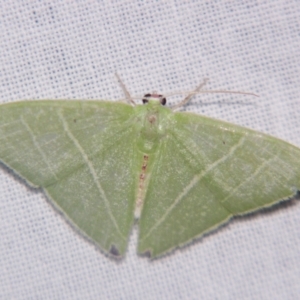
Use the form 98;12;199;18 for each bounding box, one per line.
21;116;58;181
220;150;281;205
141;136;246;241
57;110;125;240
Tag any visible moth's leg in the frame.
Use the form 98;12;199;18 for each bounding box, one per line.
115;73;136;105
172;78;209;110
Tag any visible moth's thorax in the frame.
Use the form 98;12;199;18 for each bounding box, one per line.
134;100;173;153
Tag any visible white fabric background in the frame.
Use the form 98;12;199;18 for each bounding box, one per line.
0;1;299;299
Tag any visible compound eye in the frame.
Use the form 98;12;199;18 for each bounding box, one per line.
160;97;167;106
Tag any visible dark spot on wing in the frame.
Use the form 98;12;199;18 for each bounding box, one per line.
109;245;120;256
142;250;152;258
73;119;77;123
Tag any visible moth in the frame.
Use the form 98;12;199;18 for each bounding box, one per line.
0;75;299;258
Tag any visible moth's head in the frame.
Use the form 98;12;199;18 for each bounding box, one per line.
142;93;167;106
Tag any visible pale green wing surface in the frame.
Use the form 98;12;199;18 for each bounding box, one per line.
0;101;139;256
138;112;300;258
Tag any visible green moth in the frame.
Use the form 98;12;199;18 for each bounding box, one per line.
0;76;299;259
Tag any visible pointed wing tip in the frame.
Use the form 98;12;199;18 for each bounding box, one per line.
109;244;122;257
138;249;153;259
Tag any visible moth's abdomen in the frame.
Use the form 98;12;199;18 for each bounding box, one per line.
135;154;149;218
